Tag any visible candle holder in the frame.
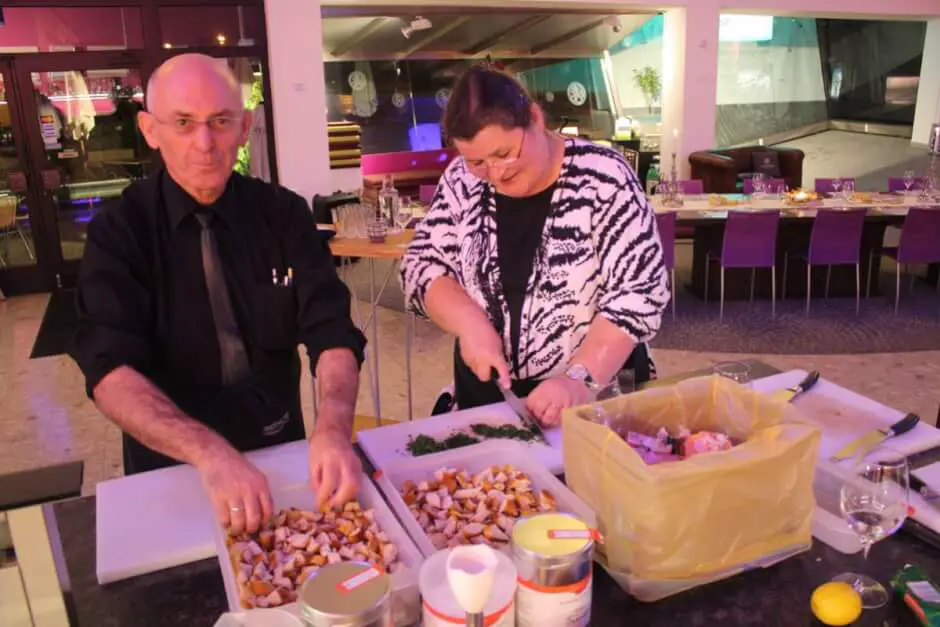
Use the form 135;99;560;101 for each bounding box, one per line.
661;151;684;208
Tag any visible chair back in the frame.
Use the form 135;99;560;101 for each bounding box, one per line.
887;177;926;193
721;211;780;268
0;196;17;230
807;208;866;265
897;208;940;264
814;178;855;193
419;184;436;204
743;177;784;194
676;179;704;194
655;211;676;270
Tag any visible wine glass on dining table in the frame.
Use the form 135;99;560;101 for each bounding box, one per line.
903;169;916;195
833;451;910;608
396;197;414;231
831;178;843;197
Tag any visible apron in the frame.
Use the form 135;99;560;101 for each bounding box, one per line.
122;359;306;475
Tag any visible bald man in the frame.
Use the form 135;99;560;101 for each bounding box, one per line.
70;54;365;533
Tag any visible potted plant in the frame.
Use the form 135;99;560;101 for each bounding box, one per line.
633;66;661;114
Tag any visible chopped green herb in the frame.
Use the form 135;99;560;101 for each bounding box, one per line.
405;422;542;457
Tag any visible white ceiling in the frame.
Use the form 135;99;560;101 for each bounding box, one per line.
322;13;655;61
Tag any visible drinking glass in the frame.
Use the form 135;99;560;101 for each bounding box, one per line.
832;178;843;196
713;361;751;384
842;179;855;202
776;183;788;201
595;370;636;401
751;173;765;199
834;453;909;608
395;202;414;231
903;170;915;195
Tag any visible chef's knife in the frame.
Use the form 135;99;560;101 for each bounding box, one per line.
499;385;545;441
830;413;921;462
785;370;820;403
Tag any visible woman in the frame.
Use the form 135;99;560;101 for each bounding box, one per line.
401;65;669;426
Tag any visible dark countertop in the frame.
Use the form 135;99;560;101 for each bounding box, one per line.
47;362;939;626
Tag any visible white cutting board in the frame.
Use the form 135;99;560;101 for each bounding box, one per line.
750;369;940;460
356;401;564;474
95;439;310;585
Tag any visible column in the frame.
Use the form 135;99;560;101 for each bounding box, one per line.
912;19;940;147
264;0;331;204
659;2;720;179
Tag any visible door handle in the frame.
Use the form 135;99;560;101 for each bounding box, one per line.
40;168;61;191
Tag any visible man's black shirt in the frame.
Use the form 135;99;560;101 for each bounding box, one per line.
70;170;365;472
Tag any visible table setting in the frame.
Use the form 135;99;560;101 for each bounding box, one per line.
43;361;940;626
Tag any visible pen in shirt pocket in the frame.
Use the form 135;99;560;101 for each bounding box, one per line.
271;267;293;286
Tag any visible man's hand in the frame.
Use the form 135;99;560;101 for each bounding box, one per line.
526;376;594;427
458;320;511;387
197;445;273;535
309;427;362;510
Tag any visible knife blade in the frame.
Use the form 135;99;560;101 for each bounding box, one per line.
499;385;545;441
911;473;940;502
830;413;921;462
785;370;820;403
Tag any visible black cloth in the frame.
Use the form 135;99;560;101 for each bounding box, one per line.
71;170;365;474
493;186;554;367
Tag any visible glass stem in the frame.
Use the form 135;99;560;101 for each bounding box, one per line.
862;540;872;562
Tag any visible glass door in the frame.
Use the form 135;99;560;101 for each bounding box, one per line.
10;52;146;291
0;60;47;293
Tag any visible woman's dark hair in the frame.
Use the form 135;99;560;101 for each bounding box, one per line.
443;64;533;142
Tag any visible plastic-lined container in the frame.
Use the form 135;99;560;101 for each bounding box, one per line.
511;513;595;627
419;548;517;627
374;440;596;558
211;478;423;626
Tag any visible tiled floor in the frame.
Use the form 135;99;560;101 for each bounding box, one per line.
2;291;939;496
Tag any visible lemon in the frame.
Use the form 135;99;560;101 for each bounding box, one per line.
811;582;863;626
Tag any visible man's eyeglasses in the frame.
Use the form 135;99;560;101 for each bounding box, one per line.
465;128;527;175
151;114;241;136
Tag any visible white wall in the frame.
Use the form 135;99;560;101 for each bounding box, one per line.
912;19;940;146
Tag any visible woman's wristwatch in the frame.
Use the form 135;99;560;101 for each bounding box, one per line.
564;364;598;391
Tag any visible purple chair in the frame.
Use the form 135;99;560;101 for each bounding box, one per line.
656;211;677;321
743;177;785;195
887;177;926;193
677;179;704;195
867;207;940;315
782;208;866;316
704;211;781;322
815;178;856;194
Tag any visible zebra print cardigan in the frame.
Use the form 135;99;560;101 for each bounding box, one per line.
400;138;670;382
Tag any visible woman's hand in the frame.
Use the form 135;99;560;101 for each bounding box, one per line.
458;320;511;388
526;376;594;427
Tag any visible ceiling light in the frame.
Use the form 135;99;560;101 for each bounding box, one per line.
216;33;227;45
163;42;172;49
604;15;623;33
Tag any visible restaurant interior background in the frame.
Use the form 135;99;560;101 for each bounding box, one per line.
0;0;273;297
319;8;930;200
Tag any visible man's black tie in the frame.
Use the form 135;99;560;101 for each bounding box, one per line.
195;211;250;384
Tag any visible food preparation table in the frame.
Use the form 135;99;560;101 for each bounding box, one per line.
44;361;940;626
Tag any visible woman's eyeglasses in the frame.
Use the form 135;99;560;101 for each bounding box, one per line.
466;128;527;175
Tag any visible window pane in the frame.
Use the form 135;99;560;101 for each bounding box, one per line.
160;6;263;49
0;7;143;53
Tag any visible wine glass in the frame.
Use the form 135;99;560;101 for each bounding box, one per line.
902;170;915;195
834;452;910;608
395;201;414;231
842;179;855;202
713;361;751;385
832;178;843;196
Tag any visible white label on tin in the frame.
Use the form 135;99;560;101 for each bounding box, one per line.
516;573;591;627
337;565;383;593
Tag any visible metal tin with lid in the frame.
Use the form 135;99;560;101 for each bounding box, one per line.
510;513;595;627
298;562;392;627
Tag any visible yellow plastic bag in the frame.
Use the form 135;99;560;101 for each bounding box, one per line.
562;375;821;601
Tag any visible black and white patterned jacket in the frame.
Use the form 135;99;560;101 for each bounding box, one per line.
400;138;670;381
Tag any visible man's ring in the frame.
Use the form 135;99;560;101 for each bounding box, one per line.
229;505;242;513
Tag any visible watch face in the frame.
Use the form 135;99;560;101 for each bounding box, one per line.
567;364;592;383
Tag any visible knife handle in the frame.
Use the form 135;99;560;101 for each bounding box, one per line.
890;413;921;437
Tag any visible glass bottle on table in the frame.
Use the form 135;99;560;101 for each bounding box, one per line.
378;174;400;228
833;450;909;608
